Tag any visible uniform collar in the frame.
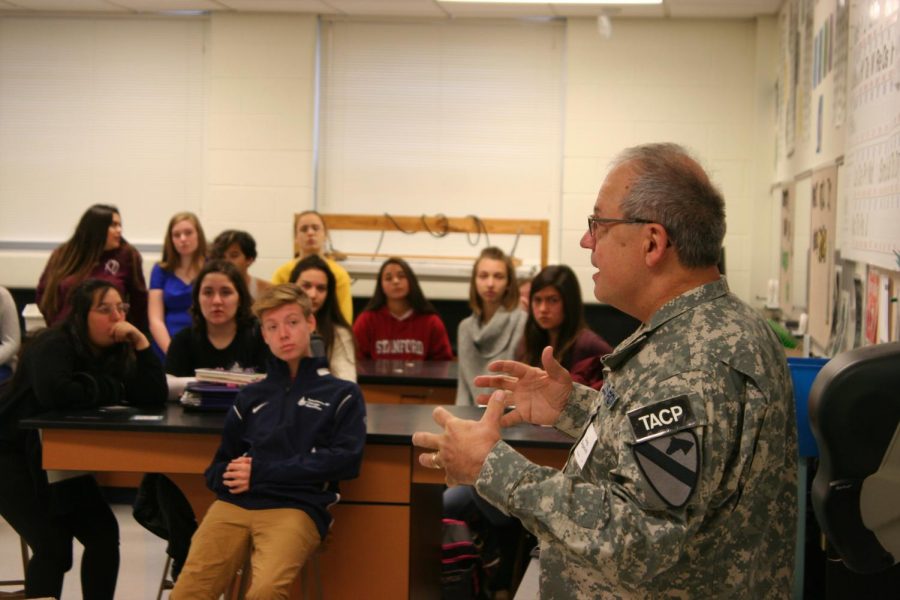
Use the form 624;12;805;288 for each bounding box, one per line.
602;278;730;371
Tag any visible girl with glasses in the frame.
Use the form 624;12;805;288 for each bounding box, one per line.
0;279;166;600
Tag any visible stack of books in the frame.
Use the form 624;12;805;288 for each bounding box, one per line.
194;368;266;386
179;368;266;411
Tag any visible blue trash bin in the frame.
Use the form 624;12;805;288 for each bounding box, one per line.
787;357;829;457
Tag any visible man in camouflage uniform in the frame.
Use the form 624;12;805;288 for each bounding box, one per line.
413;143;797;598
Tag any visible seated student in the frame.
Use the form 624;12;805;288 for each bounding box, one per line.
352;257;453;361
209;229;271;300
456;247;526;406
165;260;269;377
149;212;207;358
271;210;353;324
0;286;20;387
0;279;166;600
36;203;148;331
517;264;612;389
291;255;357;382
171;284;366;600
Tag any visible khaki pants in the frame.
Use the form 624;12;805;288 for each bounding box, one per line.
171;500;320;600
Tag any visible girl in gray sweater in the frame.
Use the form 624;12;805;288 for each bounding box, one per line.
455;247;526;405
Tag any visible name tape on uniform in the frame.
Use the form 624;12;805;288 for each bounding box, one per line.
627;395;696;443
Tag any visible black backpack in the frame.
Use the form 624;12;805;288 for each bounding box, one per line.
441;517;487;600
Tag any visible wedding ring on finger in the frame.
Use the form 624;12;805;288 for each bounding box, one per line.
430;452;443;469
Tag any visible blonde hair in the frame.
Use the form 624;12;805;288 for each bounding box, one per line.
252;283;313;320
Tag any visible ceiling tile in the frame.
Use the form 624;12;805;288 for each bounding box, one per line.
0;0;790;18
554;4;665;18
668;0;782;18
326;0;447;17
219;0;338;13
113;0;221;11
0;0;128;11
441;2;555;18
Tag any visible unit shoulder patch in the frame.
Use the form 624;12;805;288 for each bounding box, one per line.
632;430;700;508
627;395;697;443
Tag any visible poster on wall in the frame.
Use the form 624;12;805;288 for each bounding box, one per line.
865;268;880;344
800;0;815;142
781;0;798;156
843;0;900;271
833;0;850;127
808;166;838;350
779;185;796;313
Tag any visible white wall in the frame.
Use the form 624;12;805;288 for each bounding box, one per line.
0;13;781;309
561;17;774;305
202;14;317;283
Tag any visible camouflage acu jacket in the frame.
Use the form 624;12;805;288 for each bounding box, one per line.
475;278;797;599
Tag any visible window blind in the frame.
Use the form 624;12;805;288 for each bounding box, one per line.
317;18;563;261
0;16;205;246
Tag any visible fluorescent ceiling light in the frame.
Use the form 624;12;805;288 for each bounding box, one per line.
440;0;662;4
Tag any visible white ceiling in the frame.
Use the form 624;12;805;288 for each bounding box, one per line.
0;0;784;20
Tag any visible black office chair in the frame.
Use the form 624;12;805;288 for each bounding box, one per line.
809;341;900;574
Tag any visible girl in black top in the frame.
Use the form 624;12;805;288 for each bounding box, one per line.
166;260;269;377
0;279;166;599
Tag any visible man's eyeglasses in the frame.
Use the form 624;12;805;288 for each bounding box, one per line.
587;215;653;238
93;303;130;316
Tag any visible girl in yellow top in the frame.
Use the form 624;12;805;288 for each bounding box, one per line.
271;210;352;324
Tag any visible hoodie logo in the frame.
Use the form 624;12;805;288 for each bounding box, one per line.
104;259;120;276
297;397;329;411
251;401;269;414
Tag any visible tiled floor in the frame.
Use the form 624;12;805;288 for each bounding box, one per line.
0;503;169;600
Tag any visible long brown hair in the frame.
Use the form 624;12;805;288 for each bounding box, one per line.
189;260;255;334
290;255;352;359
520;265;588;368
159;212;207;273
468;247;518;319
364;257;436;315
39;204;122;318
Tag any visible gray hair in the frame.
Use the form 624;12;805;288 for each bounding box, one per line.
612;143;725;268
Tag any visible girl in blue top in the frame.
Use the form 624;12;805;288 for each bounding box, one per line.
149;212;207;358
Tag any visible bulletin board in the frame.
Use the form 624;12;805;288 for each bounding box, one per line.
842;0;900;271
779;184;797;313
808;166;838;350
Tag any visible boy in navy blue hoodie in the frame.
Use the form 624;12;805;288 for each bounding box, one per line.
172;284;366;600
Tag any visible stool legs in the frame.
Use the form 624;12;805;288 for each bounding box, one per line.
156;555;174;600
0;536;29;599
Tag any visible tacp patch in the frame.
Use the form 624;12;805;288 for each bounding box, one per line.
627;395;696;443
633;430;700;508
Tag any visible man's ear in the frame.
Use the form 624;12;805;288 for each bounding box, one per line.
643;223;671;267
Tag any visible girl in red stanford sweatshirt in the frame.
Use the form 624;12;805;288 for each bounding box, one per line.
352;257;453;361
